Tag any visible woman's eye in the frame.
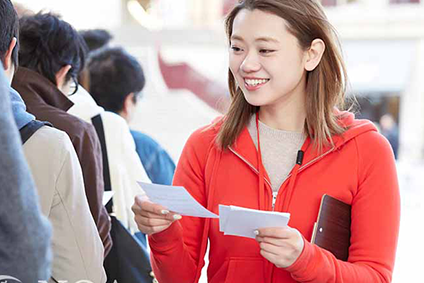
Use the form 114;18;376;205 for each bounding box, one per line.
231;46;242;52
260;49;275;54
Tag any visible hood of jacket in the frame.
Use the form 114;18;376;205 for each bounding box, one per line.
9;87;35;130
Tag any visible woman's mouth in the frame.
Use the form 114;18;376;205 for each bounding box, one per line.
244;78;270;91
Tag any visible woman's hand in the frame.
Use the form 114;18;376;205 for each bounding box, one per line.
255;226;305;268
132;195;182;235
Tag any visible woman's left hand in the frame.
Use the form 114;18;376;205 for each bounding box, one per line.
255;226;305;268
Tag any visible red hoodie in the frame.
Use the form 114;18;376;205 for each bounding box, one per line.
149;112;400;283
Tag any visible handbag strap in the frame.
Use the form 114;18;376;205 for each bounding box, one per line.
91;114;113;213
20;120;52;145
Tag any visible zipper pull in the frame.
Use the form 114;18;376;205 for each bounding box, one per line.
272;191;278;209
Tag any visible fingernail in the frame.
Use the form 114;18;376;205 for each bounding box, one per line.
254;230;259;236
173;214;182;220
161;210;170;215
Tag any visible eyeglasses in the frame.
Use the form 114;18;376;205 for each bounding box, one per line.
68;77;79;96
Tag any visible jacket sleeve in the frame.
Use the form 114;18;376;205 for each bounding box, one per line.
0;73;52;281
50;133;106;283
285;131;400;283
73;124;112;255
148;127;213;283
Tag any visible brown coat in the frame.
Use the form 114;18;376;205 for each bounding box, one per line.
12;67;112;256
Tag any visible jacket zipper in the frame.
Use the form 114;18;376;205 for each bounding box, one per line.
229;146;336;210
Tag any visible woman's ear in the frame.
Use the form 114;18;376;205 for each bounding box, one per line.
305;39;326;72
55;65;72;89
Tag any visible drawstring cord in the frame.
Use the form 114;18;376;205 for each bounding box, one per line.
255;113;309;283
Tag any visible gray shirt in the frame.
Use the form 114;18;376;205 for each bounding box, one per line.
0;68;52;282
247;115;306;192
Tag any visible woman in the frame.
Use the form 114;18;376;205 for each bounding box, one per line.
132;1;400;282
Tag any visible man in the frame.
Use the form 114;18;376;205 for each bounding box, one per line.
0;66;51;281
87;46;176;186
1;3;106;281
11;12;112;255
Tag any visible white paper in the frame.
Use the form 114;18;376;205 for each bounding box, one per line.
219;205;290;239
103;191;114;206
137;182;219;218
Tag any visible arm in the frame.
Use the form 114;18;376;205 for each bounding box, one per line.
0;70;52;281
50;133;106;283
285;131;400;283
74;124;112;255
147;128;212;283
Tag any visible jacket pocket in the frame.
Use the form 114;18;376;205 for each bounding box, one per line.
224;257;264;283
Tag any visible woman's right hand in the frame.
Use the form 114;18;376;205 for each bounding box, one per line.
132;195;182;235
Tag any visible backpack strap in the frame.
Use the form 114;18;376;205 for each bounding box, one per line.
91;114;113;213
20;120;52;145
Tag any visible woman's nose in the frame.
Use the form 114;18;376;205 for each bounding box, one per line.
240;52;261;73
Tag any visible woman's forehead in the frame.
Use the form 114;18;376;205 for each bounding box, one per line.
231;9;290;42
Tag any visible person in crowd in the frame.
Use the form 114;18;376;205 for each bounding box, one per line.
379;113;399;159
0;66;52;283
86;47;176;186
132;1;400;283
0;2;106;281
67;52;151;235
80;29;113;53
78;29;113;89
11;12;112;255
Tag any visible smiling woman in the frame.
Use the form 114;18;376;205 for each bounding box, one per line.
132;1;400;283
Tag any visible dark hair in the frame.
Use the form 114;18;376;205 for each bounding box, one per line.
0;0;19;68
87;47;145;113
79;29;113;53
18;13;87;92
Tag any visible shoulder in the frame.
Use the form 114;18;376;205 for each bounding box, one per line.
27;126;73;153
354;130;394;159
185;117;222;150
131;130;160;149
180;117;223;163
100;111;128;129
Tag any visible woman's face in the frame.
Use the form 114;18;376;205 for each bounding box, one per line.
229;9;308;108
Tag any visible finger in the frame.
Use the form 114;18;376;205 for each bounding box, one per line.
259;242;282;256
256;227;292;239
260;249;279;264
257;235;291;247
135;215;173;227
134;199;181;221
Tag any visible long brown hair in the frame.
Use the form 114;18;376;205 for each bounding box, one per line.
217;0;351;152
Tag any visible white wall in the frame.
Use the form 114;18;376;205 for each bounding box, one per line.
14;0;123;29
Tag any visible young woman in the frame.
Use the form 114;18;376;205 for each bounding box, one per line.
132;1;400;282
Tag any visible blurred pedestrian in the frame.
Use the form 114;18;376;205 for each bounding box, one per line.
380;114;399;159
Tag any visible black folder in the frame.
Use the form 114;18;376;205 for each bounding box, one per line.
311;194;351;261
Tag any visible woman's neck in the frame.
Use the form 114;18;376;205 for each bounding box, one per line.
258;91;307;133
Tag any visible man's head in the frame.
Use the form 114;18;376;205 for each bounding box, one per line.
87;47;145;122
0;0;20;83
18;13;87;95
79;29;113;53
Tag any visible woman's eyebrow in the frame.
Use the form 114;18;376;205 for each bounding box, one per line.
230;34;280;44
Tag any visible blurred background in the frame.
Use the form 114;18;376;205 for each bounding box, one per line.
13;0;424;282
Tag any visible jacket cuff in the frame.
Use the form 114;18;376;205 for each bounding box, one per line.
285;236;315;278
148;221;183;252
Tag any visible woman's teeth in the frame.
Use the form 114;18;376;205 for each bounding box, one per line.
245;79;269;86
